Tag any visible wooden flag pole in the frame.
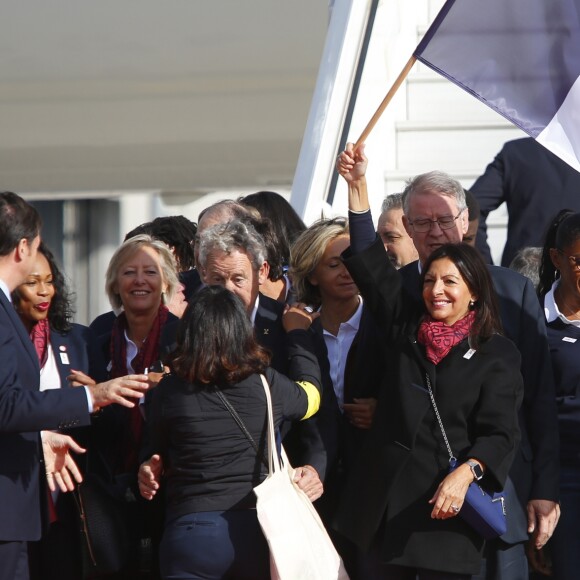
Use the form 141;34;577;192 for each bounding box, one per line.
354;55;417;149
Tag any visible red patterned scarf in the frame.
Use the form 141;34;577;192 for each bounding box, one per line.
30;318;50;369
417;311;475;365
109;305;169;378
109;305;168;471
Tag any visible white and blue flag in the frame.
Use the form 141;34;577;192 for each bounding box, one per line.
414;0;580;173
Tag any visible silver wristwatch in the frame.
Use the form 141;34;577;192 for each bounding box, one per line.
466;459;484;481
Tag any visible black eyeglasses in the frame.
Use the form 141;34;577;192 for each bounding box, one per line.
408;209;465;233
557;249;580;271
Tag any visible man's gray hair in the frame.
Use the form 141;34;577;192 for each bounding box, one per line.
381;193;404;214
402;171;466;216
197;200;259;231
509;247;542;290
198;219;267;271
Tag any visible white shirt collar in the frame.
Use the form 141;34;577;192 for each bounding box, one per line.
322;296;364;336
0;278;11;302
124;330;139;373
249;294;260;326
344;295;364;333
544;278;580;327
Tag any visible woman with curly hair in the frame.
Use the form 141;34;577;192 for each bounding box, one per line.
12;241;107;580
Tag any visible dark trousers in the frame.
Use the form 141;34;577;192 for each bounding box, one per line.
359;536;472;580
28;494;83;580
472;539;528;580
159;509;269;580
363;561;471;580
550;466;580;580
0;541;30;580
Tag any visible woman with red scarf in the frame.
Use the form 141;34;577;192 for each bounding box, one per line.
333;147;524;579
76;233;179;579
12;242;108;579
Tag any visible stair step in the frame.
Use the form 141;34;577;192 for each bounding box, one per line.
406;74;502;123
394;121;526;174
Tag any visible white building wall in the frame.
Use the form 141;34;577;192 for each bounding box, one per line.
294;0;526;263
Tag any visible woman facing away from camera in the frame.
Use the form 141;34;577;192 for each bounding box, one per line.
332;144;523;579
145;285;322;580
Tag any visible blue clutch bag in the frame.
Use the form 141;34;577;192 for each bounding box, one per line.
449;458;507;539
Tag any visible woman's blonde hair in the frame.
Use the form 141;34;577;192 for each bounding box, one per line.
105;234;179;310
290;217;349;308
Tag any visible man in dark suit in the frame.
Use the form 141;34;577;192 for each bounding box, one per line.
338;145;560;579
471;137;580;267
0;192;151;580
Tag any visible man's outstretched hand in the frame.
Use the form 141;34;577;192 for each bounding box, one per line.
41;431;86;492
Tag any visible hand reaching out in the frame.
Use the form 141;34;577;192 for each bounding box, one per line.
67;369;96;387
41;431;86;492
139;454;164;500
88;374;150;412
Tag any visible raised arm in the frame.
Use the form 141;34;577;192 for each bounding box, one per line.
337;143;370;213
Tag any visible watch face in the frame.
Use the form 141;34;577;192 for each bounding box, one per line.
470;462;484;479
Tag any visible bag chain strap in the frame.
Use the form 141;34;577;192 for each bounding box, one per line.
425;373;457;465
214;386;269;468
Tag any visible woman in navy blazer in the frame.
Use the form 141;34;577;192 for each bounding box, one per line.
537;210;580;579
12;242;107;580
85;234;180;579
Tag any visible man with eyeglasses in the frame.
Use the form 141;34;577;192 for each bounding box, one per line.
339;144;560;580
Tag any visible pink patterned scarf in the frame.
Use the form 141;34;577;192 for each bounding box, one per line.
417;311;475;365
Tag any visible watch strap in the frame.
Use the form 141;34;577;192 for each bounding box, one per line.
466;459;484;480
